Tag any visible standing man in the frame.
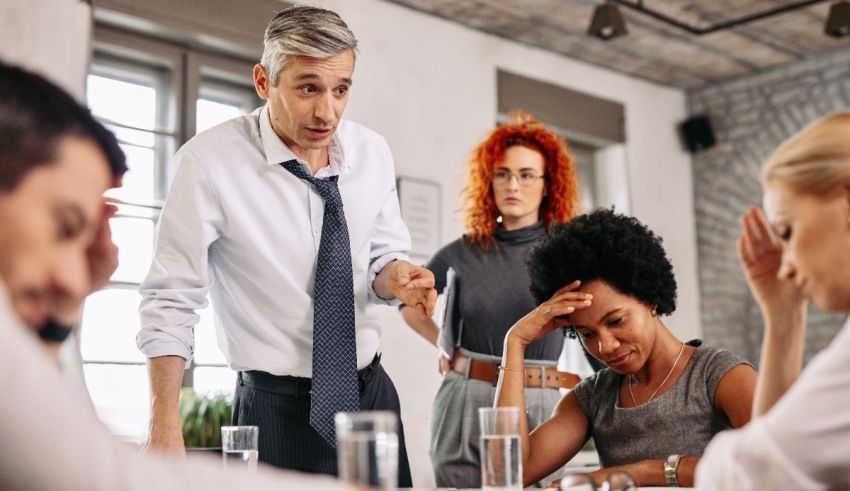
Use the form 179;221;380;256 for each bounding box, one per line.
0;60;348;491
138;6;435;486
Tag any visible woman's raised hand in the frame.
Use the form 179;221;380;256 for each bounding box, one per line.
738;207;805;317
506;280;593;348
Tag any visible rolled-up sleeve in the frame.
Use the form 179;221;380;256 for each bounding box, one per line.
366;142;411;305
136;148;225;365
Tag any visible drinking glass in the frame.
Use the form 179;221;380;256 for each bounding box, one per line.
221;425;258;472
335;410;399;490
559;473;597;491
559;471;637;491
479;407;522;491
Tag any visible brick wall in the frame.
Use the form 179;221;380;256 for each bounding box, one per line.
687;48;850;365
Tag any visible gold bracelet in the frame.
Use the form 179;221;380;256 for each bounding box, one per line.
498;365;526;373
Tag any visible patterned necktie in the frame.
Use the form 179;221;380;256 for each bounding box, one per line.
281;159;359;447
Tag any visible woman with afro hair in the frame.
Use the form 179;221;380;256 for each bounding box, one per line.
400;113;585;488
494;209;757;488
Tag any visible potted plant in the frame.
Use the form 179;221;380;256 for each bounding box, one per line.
179;388;233;449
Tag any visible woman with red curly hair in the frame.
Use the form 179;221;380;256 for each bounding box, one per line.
400;113;585;488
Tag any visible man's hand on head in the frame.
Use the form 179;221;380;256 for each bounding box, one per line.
45;201;119;327
87;202;120;293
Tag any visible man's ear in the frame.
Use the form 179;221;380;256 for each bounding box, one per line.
253;64;270;100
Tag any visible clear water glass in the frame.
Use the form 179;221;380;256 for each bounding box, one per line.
221;425;258;473
479;407;522;491
335;410;399;490
559;471;636;491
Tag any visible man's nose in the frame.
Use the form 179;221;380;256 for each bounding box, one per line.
314;92;334;122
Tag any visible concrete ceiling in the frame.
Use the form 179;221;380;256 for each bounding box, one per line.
384;0;850;89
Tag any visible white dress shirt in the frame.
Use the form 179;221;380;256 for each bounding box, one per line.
138;105;411;376
696;317;850;490
0;281;348;491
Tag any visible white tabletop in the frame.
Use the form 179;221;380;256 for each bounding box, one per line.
400;488;694;490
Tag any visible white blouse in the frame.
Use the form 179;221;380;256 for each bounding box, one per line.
697;317;850;490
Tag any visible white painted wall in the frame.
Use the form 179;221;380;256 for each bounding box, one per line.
306;0;699;485
0;0;91;99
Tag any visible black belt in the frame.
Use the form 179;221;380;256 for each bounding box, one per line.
238;353;382;397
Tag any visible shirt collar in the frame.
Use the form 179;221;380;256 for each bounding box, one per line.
258;104;351;176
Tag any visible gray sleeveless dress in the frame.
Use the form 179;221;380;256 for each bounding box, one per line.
573;343;751;467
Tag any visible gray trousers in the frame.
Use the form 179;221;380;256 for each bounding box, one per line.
430;370;562;488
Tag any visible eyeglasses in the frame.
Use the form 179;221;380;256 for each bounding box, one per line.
492;169;545;187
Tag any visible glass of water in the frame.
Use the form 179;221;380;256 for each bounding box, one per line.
479;407;522;490
221;425;258;473
559;471;636;491
335;411;399;491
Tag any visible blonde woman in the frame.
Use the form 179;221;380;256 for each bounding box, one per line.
697;110;850;489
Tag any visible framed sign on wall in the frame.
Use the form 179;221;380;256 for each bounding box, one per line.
396;176;442;261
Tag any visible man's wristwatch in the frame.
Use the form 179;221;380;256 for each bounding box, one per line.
664;454;681;487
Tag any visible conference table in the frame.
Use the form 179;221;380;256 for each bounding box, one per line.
401;488;694;490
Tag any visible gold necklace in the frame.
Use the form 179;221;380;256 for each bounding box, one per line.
628;342;686;406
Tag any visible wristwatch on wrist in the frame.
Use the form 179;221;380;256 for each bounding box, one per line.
664;454;681;487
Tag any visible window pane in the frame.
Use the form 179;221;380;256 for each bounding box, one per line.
108;123;155;148
194;304;227;365
573;145;597;211
84;363;150;442
196;98;243;134
115;143;155;204
193;366;236;397
110;216;154;284
87;74;156;130
81;289;145;363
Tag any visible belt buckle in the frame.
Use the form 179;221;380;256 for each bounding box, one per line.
462;357;473;378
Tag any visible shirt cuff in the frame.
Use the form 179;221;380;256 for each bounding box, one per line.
136;329;194;369
368;252;410;306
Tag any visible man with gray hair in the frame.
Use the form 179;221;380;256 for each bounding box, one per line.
138;5;433;485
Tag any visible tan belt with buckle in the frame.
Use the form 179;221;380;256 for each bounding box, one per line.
451;354;581;389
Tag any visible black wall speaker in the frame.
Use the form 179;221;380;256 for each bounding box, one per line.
679;115;716;153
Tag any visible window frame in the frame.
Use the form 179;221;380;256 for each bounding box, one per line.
82;25;261;420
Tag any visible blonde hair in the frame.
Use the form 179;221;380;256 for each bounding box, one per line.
762;110;850;196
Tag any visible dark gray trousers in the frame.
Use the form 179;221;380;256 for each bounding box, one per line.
232;356;413;487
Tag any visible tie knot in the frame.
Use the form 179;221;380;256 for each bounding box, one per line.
281;159;311;181
280;160;341;206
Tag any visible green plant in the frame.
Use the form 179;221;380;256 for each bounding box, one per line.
179;388;233;448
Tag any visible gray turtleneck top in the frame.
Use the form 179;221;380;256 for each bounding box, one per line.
425;222;563;360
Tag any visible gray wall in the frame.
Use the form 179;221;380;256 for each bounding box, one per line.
688;48;850;365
